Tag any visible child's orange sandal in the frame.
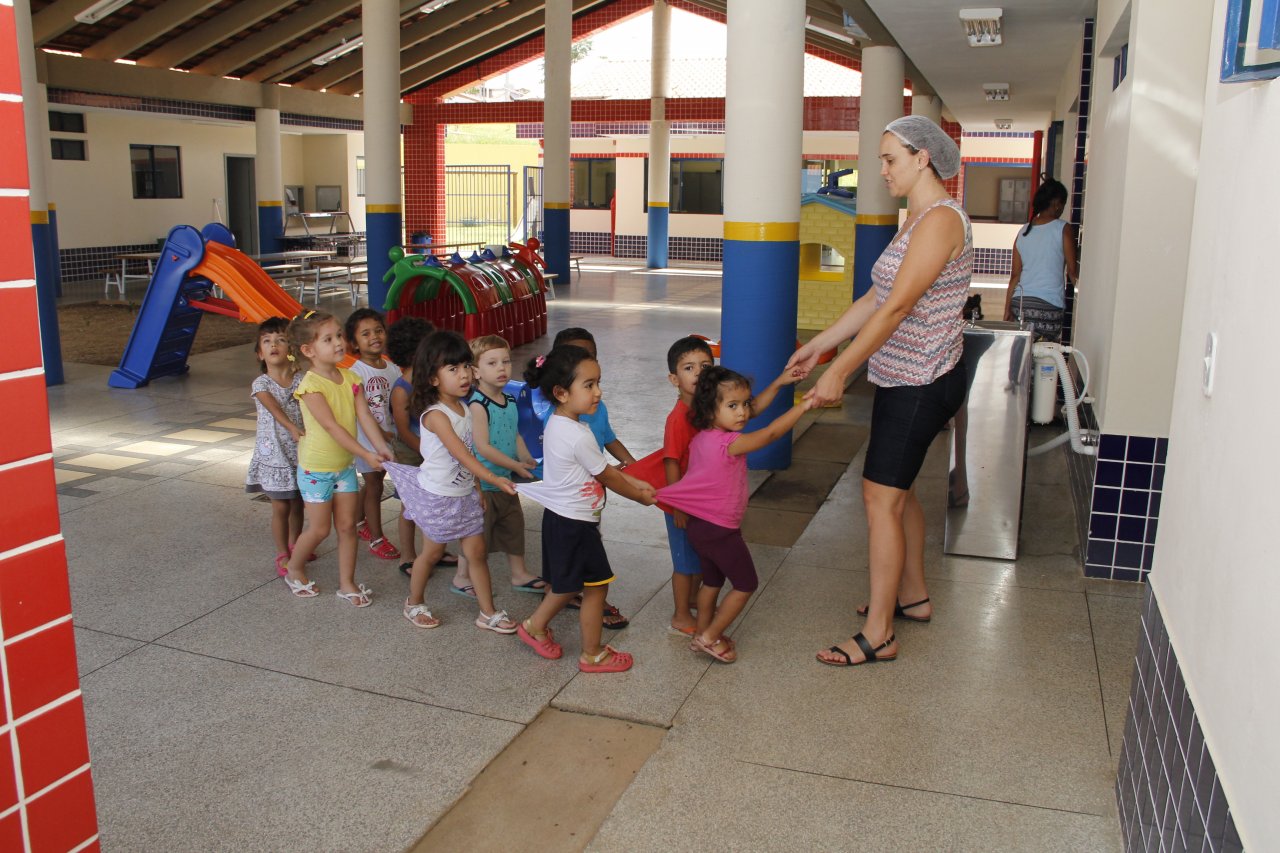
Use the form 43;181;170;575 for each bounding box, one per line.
690;635;736;664
579;645;633;673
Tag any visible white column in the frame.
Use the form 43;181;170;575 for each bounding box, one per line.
852;45;905;300
255;98;284;253
363;0;403;308
646;0;671;267
721;0;804;469
542;0;572;281
911;93;943;125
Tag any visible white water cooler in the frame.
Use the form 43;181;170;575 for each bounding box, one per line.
1031;347;1059;424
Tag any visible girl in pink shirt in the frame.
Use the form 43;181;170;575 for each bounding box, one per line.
657;365;810;663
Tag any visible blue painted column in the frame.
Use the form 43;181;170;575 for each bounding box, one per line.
853;45;905;300
48;201;63;298
721;0;804;469
16;7;63;385
363;0;402;311
255;105;284;255
543;0;572;283
646;0;671;268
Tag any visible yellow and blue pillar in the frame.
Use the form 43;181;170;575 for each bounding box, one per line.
543;0;572;283
721;0;804;469
646;0;671;268
363;0;402;310
16;3;63;385
255;105;284;254
853;46;906;300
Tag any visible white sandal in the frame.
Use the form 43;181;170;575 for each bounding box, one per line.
284;577;318;598
403;600;440;629
335;583;373;608
475;609;517;634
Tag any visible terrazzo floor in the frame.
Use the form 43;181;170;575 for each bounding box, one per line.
51;260;1141;851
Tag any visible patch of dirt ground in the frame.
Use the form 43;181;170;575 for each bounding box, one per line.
58;300;258;366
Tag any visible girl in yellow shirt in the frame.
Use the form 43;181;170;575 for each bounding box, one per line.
282;311;392;607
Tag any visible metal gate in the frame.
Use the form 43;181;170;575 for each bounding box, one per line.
521;165;543;245
444;165;513;249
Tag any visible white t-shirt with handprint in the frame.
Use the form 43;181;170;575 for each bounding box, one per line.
516;414;607;522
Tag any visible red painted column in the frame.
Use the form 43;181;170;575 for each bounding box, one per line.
0;2;100;850
403;95;447;248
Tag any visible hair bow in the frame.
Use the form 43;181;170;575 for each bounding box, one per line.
535;355;546;367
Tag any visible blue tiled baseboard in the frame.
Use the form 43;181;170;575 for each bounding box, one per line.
611;234;723;263
1117;587;1241;852
569;231;612;254
974;246;1013;276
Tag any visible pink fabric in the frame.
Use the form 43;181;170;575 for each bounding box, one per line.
655;429;747;529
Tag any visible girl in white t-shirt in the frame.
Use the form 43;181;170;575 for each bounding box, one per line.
345;308;404;560
381;331;518;634
515;345;656;673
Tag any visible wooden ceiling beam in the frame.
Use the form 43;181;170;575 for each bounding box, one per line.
136;0;297;70
241;0;423;84
189;0;360;78
394;0;606;96
79;0;221;61
290;0;506;92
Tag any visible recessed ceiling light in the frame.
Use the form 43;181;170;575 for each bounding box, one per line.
994;119;1012;129
983;82;1010;101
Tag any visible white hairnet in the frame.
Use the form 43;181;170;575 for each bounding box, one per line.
884;116;961;180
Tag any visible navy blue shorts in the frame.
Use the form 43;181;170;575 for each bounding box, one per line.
541;510;614;594
863;359;967;490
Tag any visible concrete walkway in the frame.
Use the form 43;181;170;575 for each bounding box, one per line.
54;264;1139;850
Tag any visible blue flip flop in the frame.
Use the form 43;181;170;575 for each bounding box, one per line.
511;578;548;594
449;584;477;599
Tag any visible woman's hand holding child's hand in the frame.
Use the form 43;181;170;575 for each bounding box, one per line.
785;343;820;379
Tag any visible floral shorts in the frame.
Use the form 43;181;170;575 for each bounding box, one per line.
297;465;359;503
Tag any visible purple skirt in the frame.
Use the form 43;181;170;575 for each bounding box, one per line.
383;462;484;544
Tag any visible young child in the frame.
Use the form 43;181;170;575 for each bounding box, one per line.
382;330;518;633
467;335;545;593
548;327;635;630
387;317;431;575
345;308;403;561
515;345;656;673
245;317;305;577
283;310;393;606
657;365;810;663
661;336;716;635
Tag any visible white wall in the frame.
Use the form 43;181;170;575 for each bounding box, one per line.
45;108;366;248
1152;3;1280;845
1073;0;1211;438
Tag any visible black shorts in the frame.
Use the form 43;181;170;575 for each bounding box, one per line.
541;510;614;594
863;359;968;490
685;516;758;593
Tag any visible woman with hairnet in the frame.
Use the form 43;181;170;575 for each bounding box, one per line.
787;116;973;667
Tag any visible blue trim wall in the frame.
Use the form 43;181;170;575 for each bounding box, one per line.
720;238;799;469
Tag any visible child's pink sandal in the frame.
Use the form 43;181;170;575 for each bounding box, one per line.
517;621;562;659
275;553;289;577
579;645;633;673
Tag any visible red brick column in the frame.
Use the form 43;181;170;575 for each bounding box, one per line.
0;4;99;851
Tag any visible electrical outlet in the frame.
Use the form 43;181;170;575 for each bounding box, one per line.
1202;332;1217;397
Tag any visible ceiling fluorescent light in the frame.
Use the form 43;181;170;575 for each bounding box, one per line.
960;8;1002;48
983;82;1010;101
74;0;133;25
311;38;363;66
421;0;454;13
994;119;1012;130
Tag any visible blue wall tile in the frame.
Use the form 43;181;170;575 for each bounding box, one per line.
1124;463;1152;489
1095;487;1121;514
1099;433;1128;459
1122;489;1149;516
1096;460;1124;487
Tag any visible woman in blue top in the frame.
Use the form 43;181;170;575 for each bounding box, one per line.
1003;177;1079;342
